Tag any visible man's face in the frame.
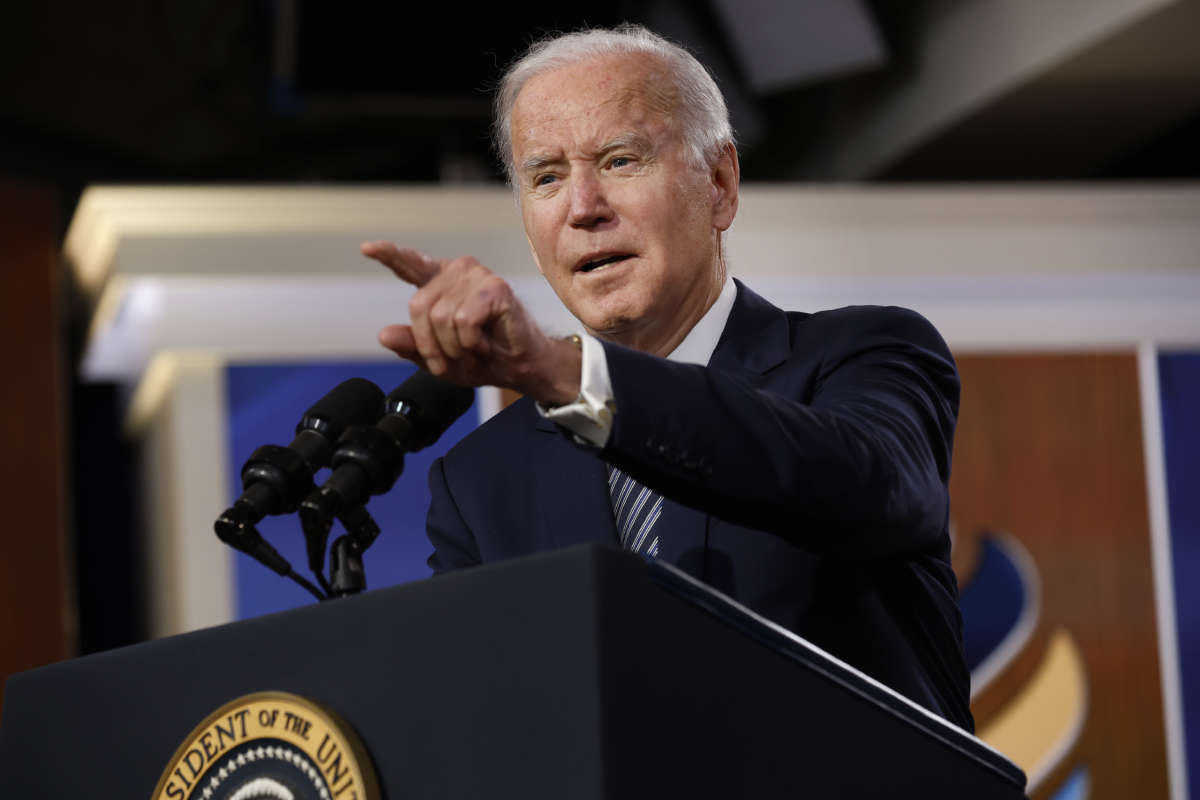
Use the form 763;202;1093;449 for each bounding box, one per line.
510;54;737;350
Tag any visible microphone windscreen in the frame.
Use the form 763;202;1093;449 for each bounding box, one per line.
297;378;385;436
386;371;475;451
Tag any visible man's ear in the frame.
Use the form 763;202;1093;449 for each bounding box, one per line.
711;141;740;232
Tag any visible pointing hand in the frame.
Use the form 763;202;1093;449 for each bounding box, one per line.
363;241;581;405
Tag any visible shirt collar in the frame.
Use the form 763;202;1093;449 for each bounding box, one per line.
666;274;737;366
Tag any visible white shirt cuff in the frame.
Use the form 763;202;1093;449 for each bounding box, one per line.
535;332;615;447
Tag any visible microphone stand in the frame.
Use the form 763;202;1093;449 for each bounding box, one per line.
327;505;382;597
299;492;382;598
214;496;381;602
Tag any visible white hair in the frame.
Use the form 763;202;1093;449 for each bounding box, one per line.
493;23;735;186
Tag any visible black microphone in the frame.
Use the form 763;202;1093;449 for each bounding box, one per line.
215;378;385;569
299;371;475;570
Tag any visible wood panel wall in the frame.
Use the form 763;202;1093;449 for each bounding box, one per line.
0;181;72;711
951;354;1169;799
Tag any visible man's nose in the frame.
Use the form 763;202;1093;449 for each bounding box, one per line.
567;171;614;229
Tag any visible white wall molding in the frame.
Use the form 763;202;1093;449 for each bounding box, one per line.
66;184;1200;384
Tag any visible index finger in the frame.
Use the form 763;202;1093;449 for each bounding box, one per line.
361;241;442;287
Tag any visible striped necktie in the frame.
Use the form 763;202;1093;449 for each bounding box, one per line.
606;464;663;558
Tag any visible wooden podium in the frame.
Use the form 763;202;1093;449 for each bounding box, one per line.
0;544;1025;798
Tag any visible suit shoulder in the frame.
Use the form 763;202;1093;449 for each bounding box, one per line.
803;304;939;334
799;305;951;356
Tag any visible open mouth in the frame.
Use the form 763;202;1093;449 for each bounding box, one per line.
577;254;634;273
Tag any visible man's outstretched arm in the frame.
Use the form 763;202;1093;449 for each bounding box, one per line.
597;305;958;560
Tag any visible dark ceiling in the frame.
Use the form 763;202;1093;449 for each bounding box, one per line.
2;0;1199;205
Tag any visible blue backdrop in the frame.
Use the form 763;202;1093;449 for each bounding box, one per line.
1159;351;1200;795
225;361;479;619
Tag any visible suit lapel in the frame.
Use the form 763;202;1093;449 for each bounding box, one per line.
709;279;792;378
652;280;794;567
662;278;792;566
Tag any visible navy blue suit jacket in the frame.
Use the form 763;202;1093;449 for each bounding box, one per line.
425;280;974;730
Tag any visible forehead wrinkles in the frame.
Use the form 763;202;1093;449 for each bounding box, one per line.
626;58;677;120
512;55;681;156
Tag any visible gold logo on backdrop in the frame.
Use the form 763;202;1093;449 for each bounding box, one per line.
152;691;380;800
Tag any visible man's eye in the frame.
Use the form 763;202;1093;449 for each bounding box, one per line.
534;174;557;186
608;156;632;169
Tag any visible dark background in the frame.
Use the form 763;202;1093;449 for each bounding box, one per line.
5;0;1200;227
2;0;1199;662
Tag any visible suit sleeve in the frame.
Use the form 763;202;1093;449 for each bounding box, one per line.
425;455;483;574
600;306;959;560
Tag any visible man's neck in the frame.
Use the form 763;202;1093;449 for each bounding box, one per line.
594;268;727;357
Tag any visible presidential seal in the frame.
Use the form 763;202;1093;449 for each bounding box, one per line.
152;691;380;800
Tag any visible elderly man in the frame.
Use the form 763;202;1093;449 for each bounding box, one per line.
363;25;972;731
